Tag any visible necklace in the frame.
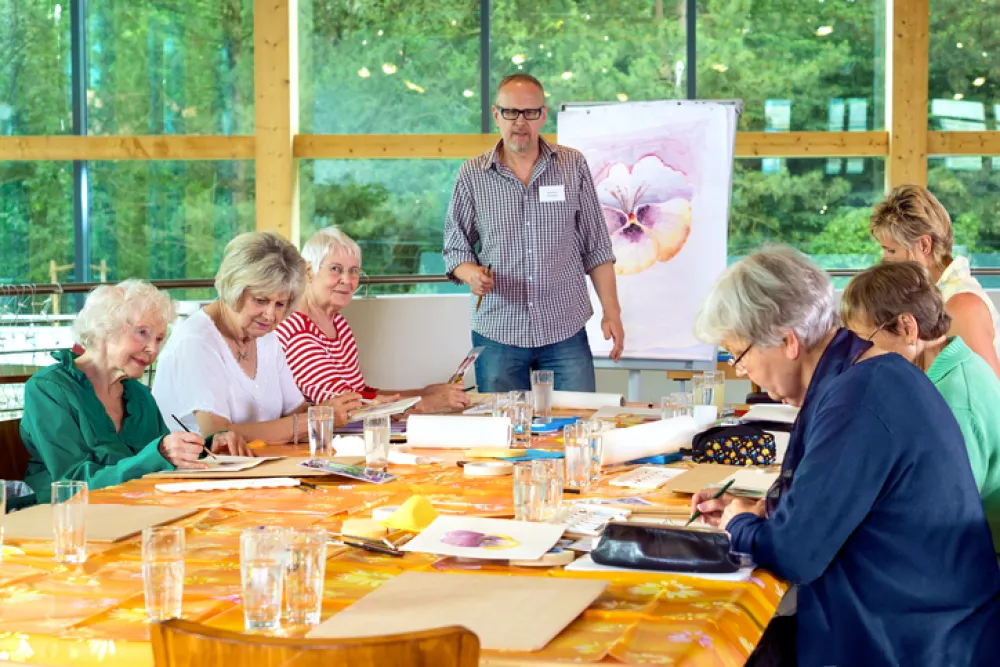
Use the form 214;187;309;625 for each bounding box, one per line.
234;339;251;362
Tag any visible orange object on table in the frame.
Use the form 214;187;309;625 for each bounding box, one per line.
0;439;786;667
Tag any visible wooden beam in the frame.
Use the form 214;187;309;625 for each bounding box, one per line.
886;0;930;188
254;0;299;243
294;131;890;160
0;135;254;161
928;131;1000;156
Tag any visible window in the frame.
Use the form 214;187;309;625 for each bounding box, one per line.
0;162;74;284
0;1;72;135
88;0;254;135
300;1;481;133
699;0;884;131
88;161;254;282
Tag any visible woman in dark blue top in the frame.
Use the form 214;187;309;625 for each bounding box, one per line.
692;245;1000;667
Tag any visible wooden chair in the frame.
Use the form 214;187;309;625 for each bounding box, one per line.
0;418;30;481
150;619;480;667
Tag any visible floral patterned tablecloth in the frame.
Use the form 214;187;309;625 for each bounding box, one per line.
0;446;785;666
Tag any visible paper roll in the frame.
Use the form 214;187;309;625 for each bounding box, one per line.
600;415;699;466
406;415;512;449
693;405;718;428
463;461;514;477
551;390;626;410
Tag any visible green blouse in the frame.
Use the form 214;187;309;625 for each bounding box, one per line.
19;349;175;503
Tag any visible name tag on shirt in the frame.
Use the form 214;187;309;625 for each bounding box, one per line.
538;185;566;203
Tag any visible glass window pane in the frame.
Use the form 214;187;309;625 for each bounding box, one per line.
929;2;1000;130
928;159;1000;287
88;161;255;282
87;1;254;135
699;1;884;131
300;159;462;294
299;2;480;133
0;2;72;134
0;162;74;282
730;158;885;278
491;1;687;135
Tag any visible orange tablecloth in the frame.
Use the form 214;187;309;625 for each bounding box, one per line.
0;444;786;666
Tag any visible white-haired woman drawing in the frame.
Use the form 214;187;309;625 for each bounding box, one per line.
20;280;245;504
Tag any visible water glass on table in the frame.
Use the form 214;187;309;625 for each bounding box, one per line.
513;461;546;521
509;390;534;448
490;392;512;419
307;405;335;456
283;527;327;627
364;415;391;473
530;370;554;423
142;525;185;621
694;371;726;410
51;480;87;563
538;459;564;520
0;482;5;555
582;420;605;488
241;526;288;632
661;392;695;420
563;423;592;490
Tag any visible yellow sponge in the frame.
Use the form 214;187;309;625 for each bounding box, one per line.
382;495;439;532
464;448;518;459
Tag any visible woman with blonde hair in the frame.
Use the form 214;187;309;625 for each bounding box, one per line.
870;184;1000;377
841;261;1000;560
153;232;361;443
20;280;247;503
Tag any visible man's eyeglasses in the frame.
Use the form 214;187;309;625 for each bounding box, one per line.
728;343;754;370
496;106;544;121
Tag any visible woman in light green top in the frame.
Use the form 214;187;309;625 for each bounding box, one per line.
19;280;249;505
842;262;1000;558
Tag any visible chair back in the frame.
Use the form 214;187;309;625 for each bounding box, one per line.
150;619;480;667
0;419;30;481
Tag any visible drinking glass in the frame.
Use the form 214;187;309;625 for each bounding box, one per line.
538;459;563;521
0;482;6;557
490;392;512;419
307;406;335;457
512;462;546;522
142;526;185;621
563;423;592;489
51;480;87;563
240;527;288;632
698;370;726;410
364;415;390;473
283;527;327;626
509;390;533;448
530;370;555;423
582;420;605;488
661;392;695;420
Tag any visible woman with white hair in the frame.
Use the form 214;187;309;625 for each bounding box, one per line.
153;232;361;443
276;227;468;413
20;280;245;504
689;245;1000;666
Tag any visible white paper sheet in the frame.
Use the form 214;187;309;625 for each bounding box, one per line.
348;396;421;422
179;455;279;473
741;403;799;424
154;477;301;493
551;390;625;410
405;415;511;449
400;516;565;561
720;468;780;496
601;416;699;465
566;555;754;581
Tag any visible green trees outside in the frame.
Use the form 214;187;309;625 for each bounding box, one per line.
1;0;998;286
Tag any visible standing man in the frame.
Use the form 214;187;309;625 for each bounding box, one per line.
443;74;624;392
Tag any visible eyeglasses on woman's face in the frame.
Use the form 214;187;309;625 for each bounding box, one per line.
727;342;754;372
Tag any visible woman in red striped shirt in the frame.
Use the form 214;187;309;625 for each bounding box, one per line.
276;227;470;413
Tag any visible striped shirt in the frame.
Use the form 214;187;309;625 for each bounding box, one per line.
275;311;376;403
443;138;615;348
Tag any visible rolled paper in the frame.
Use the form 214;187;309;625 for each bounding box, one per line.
405;415;512;449
331;435;366;457
551;390;626;410
600;415;699;466
692;405;718;428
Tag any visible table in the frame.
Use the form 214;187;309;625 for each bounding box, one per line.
0;442;785;666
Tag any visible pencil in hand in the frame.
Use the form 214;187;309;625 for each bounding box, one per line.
685;479;735;526
474;265;492;313
171;414;219;461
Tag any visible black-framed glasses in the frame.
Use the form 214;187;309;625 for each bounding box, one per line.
728;342;754;370
496;106;544;121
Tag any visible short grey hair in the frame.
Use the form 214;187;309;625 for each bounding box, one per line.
300;226;362;274
73;279;176;349
694;245;837;349
215;231;306;313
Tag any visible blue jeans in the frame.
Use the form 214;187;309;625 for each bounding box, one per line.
472;328;596;393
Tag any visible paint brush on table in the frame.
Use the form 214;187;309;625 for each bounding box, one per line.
474;265;492;313
685;479;735;526
171;414;219;461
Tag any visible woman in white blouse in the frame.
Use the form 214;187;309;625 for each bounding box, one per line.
153;232;361;443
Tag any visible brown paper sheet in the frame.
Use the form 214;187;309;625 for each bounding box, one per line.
308;571;608;652
661;463;740;495
3;503;196;543
144;456;364;479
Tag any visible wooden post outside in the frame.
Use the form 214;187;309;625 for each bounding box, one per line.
885;0;930;189
254;0;300;244
49;259;60;316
